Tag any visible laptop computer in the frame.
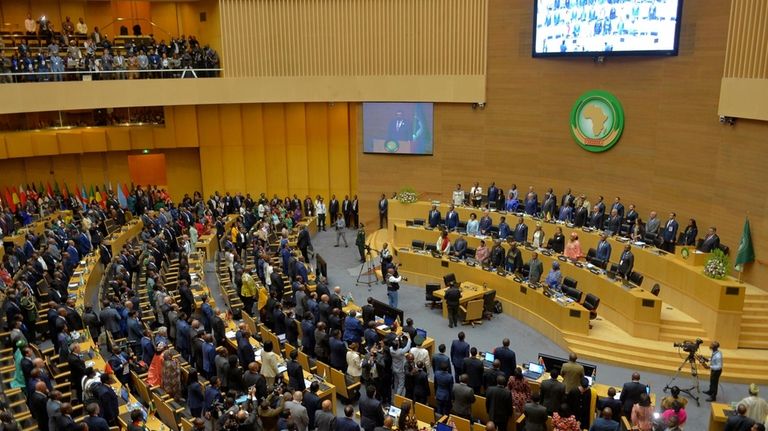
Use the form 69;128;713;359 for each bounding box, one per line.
436;423;453;431
522;362;545;380
387;405;402;419
413;329;427;346
483;352;495;368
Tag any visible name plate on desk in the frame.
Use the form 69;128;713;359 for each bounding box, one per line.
441;261;449;268
569;309;582;318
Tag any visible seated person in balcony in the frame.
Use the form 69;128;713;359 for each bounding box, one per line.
475;240;490;265
62;17;75;37
564;232;583;260
698;227;720;253
428;205;441;228
453;236;468;259
466;213;480;236
437;231;451;254
545;261;562;290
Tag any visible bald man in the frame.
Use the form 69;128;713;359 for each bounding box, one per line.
620;372;645;418
30;381;50;431
374;416;395;431
589;407;620;431
315;400;336;431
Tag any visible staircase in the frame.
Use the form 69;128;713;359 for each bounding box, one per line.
658;318;708;344
739;292;768;349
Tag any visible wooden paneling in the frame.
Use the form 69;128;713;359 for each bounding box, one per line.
262;104;289;198
356;0;768;289
219;0;488;78
719;0;768;120
305;104;331;199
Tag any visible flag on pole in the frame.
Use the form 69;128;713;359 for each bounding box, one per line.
80;184;88;203
53;182;60;196
61;183;69;199
46;182;53;198
11;188;20;209
117;183;128;208
4;188;15;212
122;183;130;200
18;185;26;206
735;217;755;272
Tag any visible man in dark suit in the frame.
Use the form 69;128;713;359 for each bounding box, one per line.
605;209;622;235
435;362;454;415
513;216;528;243
539;369;565;416
724;403;755;431
303;382;322;431
463;347;485;395
523;393;548;431
359;385;385;431
590;407;621;431
351;195;360;228
297;226;311;262
329;329;347;372
94;374;119;425
661;212;679;253
237;331;256;367
574;204;588;227
618;245;634;278
29;381;50;431
483;360;505;394
286;350;306;392
445;205;460;231
619;372;645;418
589;206;604;230
611;197;625;219
428;205;442;228
336;405;361;431
444;283;462;328
315;400;337;431
596;387;622;420
450;332;470;382
84;403;110;431
452;374;476;420
329;195;339;225
379;194;388;229
485;375;512;431
342;195;352;227
487;183;499;206
698;227;721;252
432;344;452;377
493;338;517;378
595;234;612;265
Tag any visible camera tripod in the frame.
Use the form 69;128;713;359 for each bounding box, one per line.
356;245;379;289
663;351;701;406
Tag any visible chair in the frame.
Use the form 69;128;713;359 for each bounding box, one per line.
425;244;437;252
414;219;425;226
586;248;596;260
482;290;496;316
562;277;578;290
315;361;330;379
521;263;530;278
415;402;436;424
620;223;631;236
466;247;476;258
443;273;457;287
628;271;644;287
460;300;484;326
412;240;425;250
449;415;471;431
471;395;489;423
582;293;600;320
330;368;360;401
562;286;583;303
650;283;661;296
426;283;442;309
718;244;730;255
393;394;411;408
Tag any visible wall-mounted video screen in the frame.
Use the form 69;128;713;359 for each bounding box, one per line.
533;0;684;57
363;102;434;155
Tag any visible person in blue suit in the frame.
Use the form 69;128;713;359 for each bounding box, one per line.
342;311;363;344
487;182;499;206
434;362;454;415
497;216;511;239
187;369;205;418
94;374;119;426
336;406;361;431
661;212;679;253
558;205;573;222
176;314;191;360
596;234;612;264
445;205;460;231
611;197;625;219
450;332;470;382
203;376;222;414
479;211;493;235
23;235;36;260
76;230;92;257
428;205;442;228
329;329;348;372
140;331;154;365
202;334;216;379
513;216;528;243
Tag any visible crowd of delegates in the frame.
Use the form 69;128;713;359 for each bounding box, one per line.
1;14;219;83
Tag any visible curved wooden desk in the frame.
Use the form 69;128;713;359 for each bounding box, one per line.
396;249;591;337
393;223;662;339
388;201;747;348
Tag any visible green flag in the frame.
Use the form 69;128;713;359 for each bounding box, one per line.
734;217;755;271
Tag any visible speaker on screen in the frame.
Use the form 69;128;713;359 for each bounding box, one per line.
363;102;434;155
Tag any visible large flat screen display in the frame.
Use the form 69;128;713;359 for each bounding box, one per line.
533;0;684;57
363;103;434;155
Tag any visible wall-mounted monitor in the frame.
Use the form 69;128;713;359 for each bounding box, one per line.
532;0;684;57
363;102;434;155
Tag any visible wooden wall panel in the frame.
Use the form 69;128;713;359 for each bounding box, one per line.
355;0;768;289
5;134;33;159
174;106;200;148
219;0;488;79
327;104;350;200
285;104;309;197
305;104;330;200
32;134;59;157
81;130;107;153
262;104;289;198
107;129;131;151
241;104;268;194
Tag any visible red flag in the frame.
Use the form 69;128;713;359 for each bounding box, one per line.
3;188;15;212
61;183;69;199
18;185;26;206
46;182;53;198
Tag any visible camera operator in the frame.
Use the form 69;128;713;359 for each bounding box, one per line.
259;382;286;431
703;341;723;402
385;266;405;309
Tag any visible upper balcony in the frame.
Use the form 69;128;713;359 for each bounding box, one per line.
0;0;488;113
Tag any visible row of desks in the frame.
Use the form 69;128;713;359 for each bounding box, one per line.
388;201;745;347
394;224;662;338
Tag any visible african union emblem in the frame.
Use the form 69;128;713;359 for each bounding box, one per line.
570;90;624;153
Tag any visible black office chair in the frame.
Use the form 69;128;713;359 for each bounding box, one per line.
425;244;437;252
414;218;425;226
425;283;442;309
521;263;530;278
644;232;659;246
443;273;457;287
718;244;730;256
562;286;583;303
458;222;467;233
483;290;496;318
628;271;644;287
582;293;600;320
466;247;476;258
411;240;425;250
586;248;597;260
650;283;661;296
620;223;631;236
563;277;578;290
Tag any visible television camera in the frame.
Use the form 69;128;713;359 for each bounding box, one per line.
673;338;703;354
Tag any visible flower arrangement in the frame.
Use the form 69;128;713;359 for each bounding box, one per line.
704;249;729;280
395;187;418;204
